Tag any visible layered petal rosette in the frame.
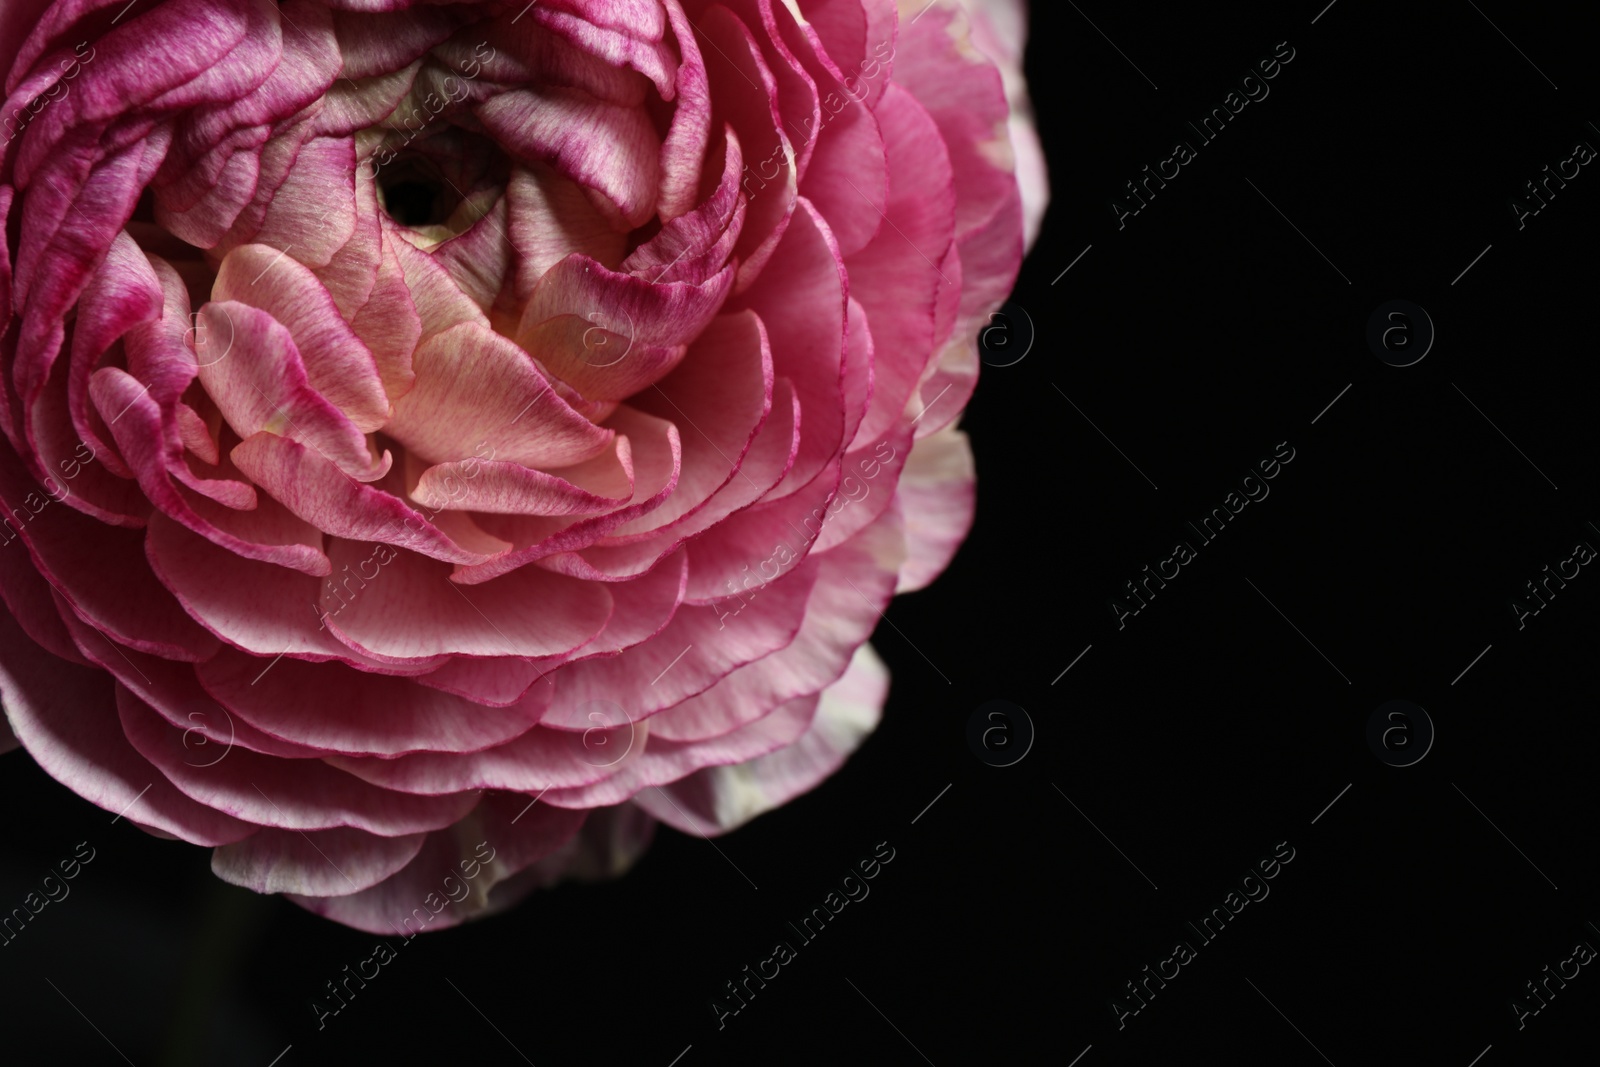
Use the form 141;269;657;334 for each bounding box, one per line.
0;0;1043;931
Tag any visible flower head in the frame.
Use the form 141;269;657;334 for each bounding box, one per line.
0;0;1043;932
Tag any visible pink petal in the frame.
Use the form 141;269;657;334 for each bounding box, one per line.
212;244;391;433
793;85;889;258
904;301;977;440
412;446;633;517
640;375;799;546
0;433;220;662
528;2;675;97
229;432;500;567
0;611;252;846
677;455;842;601
118;685;481;836
504;161;629;306
458;404;681;584
386;321;615;469
29;341;149;526
143;512;425;668
0;0;56;92
387;213;495;342
55;608;323;759
331;5;464;80
286;794;585;934
176;403;220;465
732;198;846;500
13;130;169;420
198;301;390;481
718;0;822;184
316;539;613;661
9;0;253;187
649;503;903;742
656;0;713;219
428;196;514;315
0;489;93;666
89;369;334;577
540;556;820;728
61;231;160;487
462;12;650;105
954;0;1049;246
321;719;637;794
892;1;1018;241
195;648;548;757
624;124;744;285
635;641;887;834
839;295;875;450
542;690;821;810
807;422;911;553
212;826;426;897
517;316;690;405
892;0;1025;337
235;136;358;269
349;235;424;399
477;84;661;229
603;308;773;536
414;544;689;707
516;252;735;383
844;82;957;447
893;424;975;592
696;2;796;291
540;0;667;39
316;174;421;398
798;0;897;109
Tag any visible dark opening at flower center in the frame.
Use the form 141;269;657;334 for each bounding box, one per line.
383;181;443;227
377;158;463;228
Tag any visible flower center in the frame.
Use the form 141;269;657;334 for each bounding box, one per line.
376;157;462;229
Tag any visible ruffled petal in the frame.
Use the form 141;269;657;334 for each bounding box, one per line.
635;641;886;834
893;423;974;592
196;648;548;758
1;611;253;846
286;793;585;934
212;825;426;896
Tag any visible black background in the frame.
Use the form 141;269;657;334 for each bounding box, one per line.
5;1;1600;1063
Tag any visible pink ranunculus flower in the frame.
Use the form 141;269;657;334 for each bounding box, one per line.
0;0;1043;932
